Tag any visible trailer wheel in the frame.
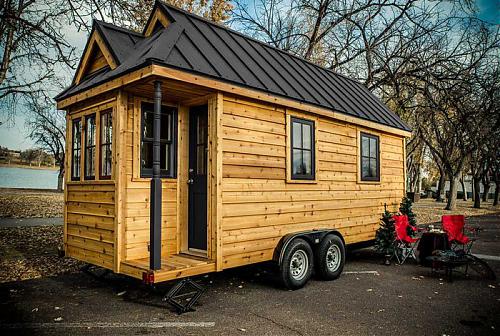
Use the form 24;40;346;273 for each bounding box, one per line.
316;234;345;280
280;238;313;290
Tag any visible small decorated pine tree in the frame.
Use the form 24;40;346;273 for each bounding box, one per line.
374;205;395;256
399;196;417;235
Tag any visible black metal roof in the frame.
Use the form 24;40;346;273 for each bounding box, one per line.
56;1;411;132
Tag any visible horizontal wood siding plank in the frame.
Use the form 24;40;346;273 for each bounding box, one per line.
219;96;405;270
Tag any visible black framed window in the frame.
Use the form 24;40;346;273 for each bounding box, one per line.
71;118;81;181
291;117;315;180
140;102;177;178
84;114;96;180
360;132;380;181
100;110;112;179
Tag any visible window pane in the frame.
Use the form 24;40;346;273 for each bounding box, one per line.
160;143;169;170
292;121;302;148
362;136;369;157
303;150;312;175
141;103;177;178
302;124;311;149
292;148;303;175
73;120;81;149
197;115;206;145
369;158;377;177
86;117;95;146
143;112;153;139
361;157;370;178
160;113;170;141
142;142;152;169
369;138;377;158
101;112;112;144
101;145;112;177
196;144;206;175
72;150;80;178
85;147;95;177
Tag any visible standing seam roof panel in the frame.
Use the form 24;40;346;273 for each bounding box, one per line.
300;60;353;114
174;33;220;76
206;24;277;92
275;50;332;108
334;75;391;125
258;44;321;105
179;15;244;83
318;69;371;120
229;32;300;98
56;2;411;132
286;54;343;110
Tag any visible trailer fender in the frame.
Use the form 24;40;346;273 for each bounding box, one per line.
273;229;344;266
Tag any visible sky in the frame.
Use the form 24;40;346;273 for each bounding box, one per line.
0;0;498;151
477;0;500;24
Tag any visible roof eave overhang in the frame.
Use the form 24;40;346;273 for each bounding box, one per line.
56;63;412;137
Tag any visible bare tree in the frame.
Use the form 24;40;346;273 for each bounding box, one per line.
0;0;77;122
67;0;234;32
26;96;66;191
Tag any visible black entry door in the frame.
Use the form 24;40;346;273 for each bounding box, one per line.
188;105;208;251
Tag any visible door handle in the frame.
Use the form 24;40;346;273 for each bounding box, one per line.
187;179;194;185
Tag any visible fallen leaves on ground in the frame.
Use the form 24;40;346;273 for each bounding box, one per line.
0;226;83;283
413;199;500;225
0;189;63;218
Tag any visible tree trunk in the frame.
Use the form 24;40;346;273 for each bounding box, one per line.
482;177;490;202
57;165;64;192
460;177;467;201
436;171;445;202
471;179;475;201
445;176;458;210
473;177;481;208
494;181;499;206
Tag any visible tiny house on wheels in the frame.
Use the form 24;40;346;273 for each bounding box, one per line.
55;1;411;290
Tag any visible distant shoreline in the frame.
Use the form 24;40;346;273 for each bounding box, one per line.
0;163;58;171
0;187;62;193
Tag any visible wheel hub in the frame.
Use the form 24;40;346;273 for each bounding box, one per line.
326;245;341;272
290;250;308;281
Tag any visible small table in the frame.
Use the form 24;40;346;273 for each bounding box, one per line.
426;253;469;282
417;231;450;266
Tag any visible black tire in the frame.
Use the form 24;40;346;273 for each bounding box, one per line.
316;234;345;280
280;238;314;290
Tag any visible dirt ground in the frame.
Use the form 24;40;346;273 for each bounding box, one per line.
0;188;63;218
0;198;499;335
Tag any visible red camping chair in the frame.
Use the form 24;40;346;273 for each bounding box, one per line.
441;215;476;253
393;215;420;264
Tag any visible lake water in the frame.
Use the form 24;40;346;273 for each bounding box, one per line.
0;166;59;190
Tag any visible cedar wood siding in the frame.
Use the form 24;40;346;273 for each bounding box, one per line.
220;94;405;269
64;98;118;271
121;95;178;261
66;182;116;269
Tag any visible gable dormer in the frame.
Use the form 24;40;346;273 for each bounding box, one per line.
73;28;118;84
143;2;172;37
